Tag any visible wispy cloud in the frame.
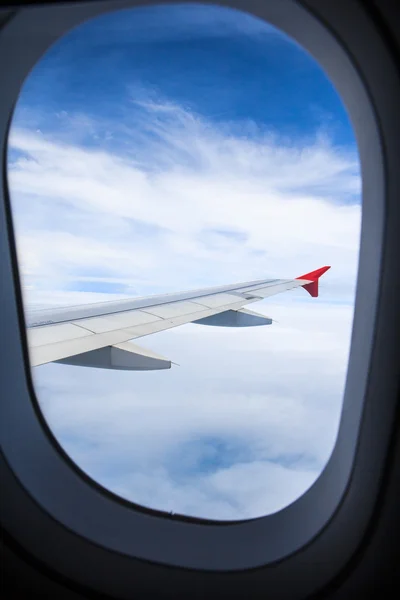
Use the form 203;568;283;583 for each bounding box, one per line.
8;96;360;300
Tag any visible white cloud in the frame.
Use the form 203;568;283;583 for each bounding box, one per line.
31;299;352;520
8;101;360;296
7;97;361;520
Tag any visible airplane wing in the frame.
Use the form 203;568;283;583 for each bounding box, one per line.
25;266;330;371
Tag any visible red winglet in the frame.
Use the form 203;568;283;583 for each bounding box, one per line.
295;266;331;298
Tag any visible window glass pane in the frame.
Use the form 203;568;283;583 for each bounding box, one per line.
7;3;361;520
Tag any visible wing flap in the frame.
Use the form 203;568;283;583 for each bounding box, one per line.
73;309;161;334
190;293;248;309
139;300;205;319
240;280;305;298
28;322;93;347
29;328;136;367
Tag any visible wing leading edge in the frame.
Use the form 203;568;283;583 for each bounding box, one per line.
26;266;330;370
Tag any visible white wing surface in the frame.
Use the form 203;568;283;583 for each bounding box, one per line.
26;267;330;370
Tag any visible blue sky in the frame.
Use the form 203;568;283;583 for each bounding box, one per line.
7;3;361;519
15;4;353;143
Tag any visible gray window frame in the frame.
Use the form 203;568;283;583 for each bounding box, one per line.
1;0;399;597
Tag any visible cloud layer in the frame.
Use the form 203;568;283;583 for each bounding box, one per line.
33;299;352;520
7;56;361;518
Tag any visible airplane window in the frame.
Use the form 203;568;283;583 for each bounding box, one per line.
6;3;361;521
